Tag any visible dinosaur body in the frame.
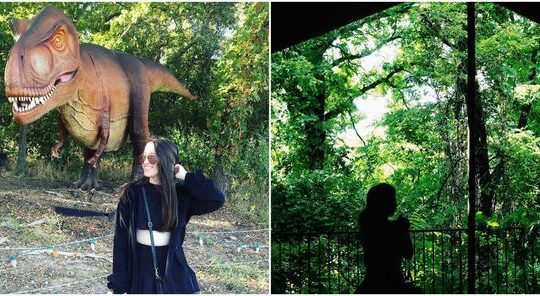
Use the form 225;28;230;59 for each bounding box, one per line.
4;7;196;189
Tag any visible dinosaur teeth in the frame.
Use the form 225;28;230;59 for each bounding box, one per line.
10;85;57;112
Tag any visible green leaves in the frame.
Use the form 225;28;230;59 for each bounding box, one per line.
273;2;540;234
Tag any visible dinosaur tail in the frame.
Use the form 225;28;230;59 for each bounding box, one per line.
143;59;198;100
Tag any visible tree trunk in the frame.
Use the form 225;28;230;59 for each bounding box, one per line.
447;36;468;224
213;161;230;196
305;91;326;170
214;95;233;196
466;4;477;293
17;124;28;176
476;89;493;217
517;48;538;129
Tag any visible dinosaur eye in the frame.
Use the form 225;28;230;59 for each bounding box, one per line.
50;30;66;50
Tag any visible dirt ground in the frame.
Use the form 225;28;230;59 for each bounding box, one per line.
0;175;269;294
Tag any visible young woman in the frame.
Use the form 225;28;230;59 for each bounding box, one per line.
107;138;225;294
357;183;416;293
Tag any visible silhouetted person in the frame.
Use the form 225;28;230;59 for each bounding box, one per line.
357;183;418;293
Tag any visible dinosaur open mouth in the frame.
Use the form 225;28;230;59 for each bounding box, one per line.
8;85;57;113
8;68;78;113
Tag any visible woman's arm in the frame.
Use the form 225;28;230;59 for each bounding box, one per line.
183;170;225;216
397;216;414;259
107;192;132;294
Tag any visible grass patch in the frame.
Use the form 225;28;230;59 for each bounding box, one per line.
228;177;269;225
3;151;268;225
198;257;268;293
1;216;25;229
19;215;67;245
11;156;131;188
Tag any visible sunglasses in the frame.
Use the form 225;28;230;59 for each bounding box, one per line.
139;154;158;165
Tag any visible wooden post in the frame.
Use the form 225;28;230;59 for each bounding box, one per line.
466;2;477;294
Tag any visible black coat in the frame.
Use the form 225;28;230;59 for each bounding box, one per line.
107;170;225;293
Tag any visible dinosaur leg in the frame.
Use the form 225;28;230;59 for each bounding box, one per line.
76;106;109;189
130;142;144;180
128;90;151;181
72;148;100;190
51;115;67;167
87;111;110;169
51;115;67;159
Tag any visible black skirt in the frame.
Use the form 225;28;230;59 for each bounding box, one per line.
131;242;169;294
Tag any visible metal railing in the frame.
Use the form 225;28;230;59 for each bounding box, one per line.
271;227;539;293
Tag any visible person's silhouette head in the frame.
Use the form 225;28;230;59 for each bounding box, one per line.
365;183;396;218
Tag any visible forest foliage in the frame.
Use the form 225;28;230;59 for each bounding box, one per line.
272;2;540;233
0;2;269;223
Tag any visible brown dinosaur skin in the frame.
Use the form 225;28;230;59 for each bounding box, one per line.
4;7;197;190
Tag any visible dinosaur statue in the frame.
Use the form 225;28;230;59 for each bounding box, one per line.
4;7;197;190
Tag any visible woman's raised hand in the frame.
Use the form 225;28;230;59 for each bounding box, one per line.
174;164;187;180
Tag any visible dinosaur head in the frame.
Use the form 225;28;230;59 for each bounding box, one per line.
4;7;80;124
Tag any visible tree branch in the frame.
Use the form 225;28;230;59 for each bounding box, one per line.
332;34;402;66
359;65;405;93
347;110;366;146
436;157;465;201
419;12;455;49
173;40;197;60
324;65;406;120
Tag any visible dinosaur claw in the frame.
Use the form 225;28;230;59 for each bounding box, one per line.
51;146;62;159
87;156;100;169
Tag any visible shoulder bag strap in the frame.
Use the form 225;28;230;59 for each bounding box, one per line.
142;186;164;294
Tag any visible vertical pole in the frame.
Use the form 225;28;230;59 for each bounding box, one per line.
466;2;477;294
307;237;311;293
16;124;28;175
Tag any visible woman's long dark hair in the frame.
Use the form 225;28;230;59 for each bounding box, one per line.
359;183;397;222
120;137;179;231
